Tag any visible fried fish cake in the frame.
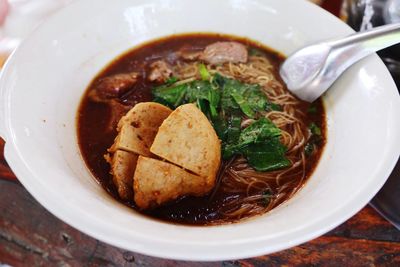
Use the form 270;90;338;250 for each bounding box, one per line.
105;150;138;200
133;156;207;209
150;104;221;191
110;102;172;157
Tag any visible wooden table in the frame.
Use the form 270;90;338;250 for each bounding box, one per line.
1;138;400;266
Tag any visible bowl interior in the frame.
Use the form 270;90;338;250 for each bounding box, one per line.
1;0;400;261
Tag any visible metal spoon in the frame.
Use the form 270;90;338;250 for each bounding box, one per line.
280;23;400;102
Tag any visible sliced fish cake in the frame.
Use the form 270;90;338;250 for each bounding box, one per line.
107;102;172;199
150;104;221;191
133;156;207;209
105;150;138;200
110;102;172;157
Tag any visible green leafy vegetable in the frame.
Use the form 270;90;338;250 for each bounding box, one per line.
212;115;228;141
217;75;271;118
226;116;242;144
244;140;291;171
184;80;212;102
231;92;255;118
153;80;220;118
243;86;270;112
223;118;282;158
196;98;209;115
153;83;187;108
166;76;178;85
153;72;291;172
304;122;323;157
207;88;220;119
199;64;211;81
265;102;282;112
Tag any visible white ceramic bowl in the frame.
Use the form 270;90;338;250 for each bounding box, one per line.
1;0;400;261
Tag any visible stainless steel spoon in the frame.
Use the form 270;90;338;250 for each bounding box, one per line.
280;23;400;102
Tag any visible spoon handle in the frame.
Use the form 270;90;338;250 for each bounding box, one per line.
330;23;400;50
281;23;400;102
328;23;400;65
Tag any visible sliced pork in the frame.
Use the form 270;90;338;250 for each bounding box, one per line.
200;41;248;65
89;72;139;102
148;60;174;83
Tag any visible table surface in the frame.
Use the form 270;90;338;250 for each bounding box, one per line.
1;140;400;267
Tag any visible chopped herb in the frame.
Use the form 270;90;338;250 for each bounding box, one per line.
307;105;317;114
305;122;323;157
199;63;211;81
309;123;321;136
266;102;282;112
304;142;315;157
166;76;178;85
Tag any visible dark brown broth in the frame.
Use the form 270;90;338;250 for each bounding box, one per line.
77;34;326;225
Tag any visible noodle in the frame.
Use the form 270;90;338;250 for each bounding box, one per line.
173;56;311;221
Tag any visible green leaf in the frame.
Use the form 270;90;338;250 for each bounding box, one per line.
185;80;220;119
153;80;221;116
199;63;211;81
216;75;270;118
243;85;268;112
212;115;228;141
153;73;291;173
152;97;174;109
226;116;242;144
166;76;178;85
152;83;188;108
266;102;282;112
184;80;211;102
207;88;220;119
239;118;281;144
244;139;291;171
231;92;255;118
309;123;321;136
196;98;209;115
223;117;282;159
220;80;240;113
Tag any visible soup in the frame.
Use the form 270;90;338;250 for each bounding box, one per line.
77;34;326;225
